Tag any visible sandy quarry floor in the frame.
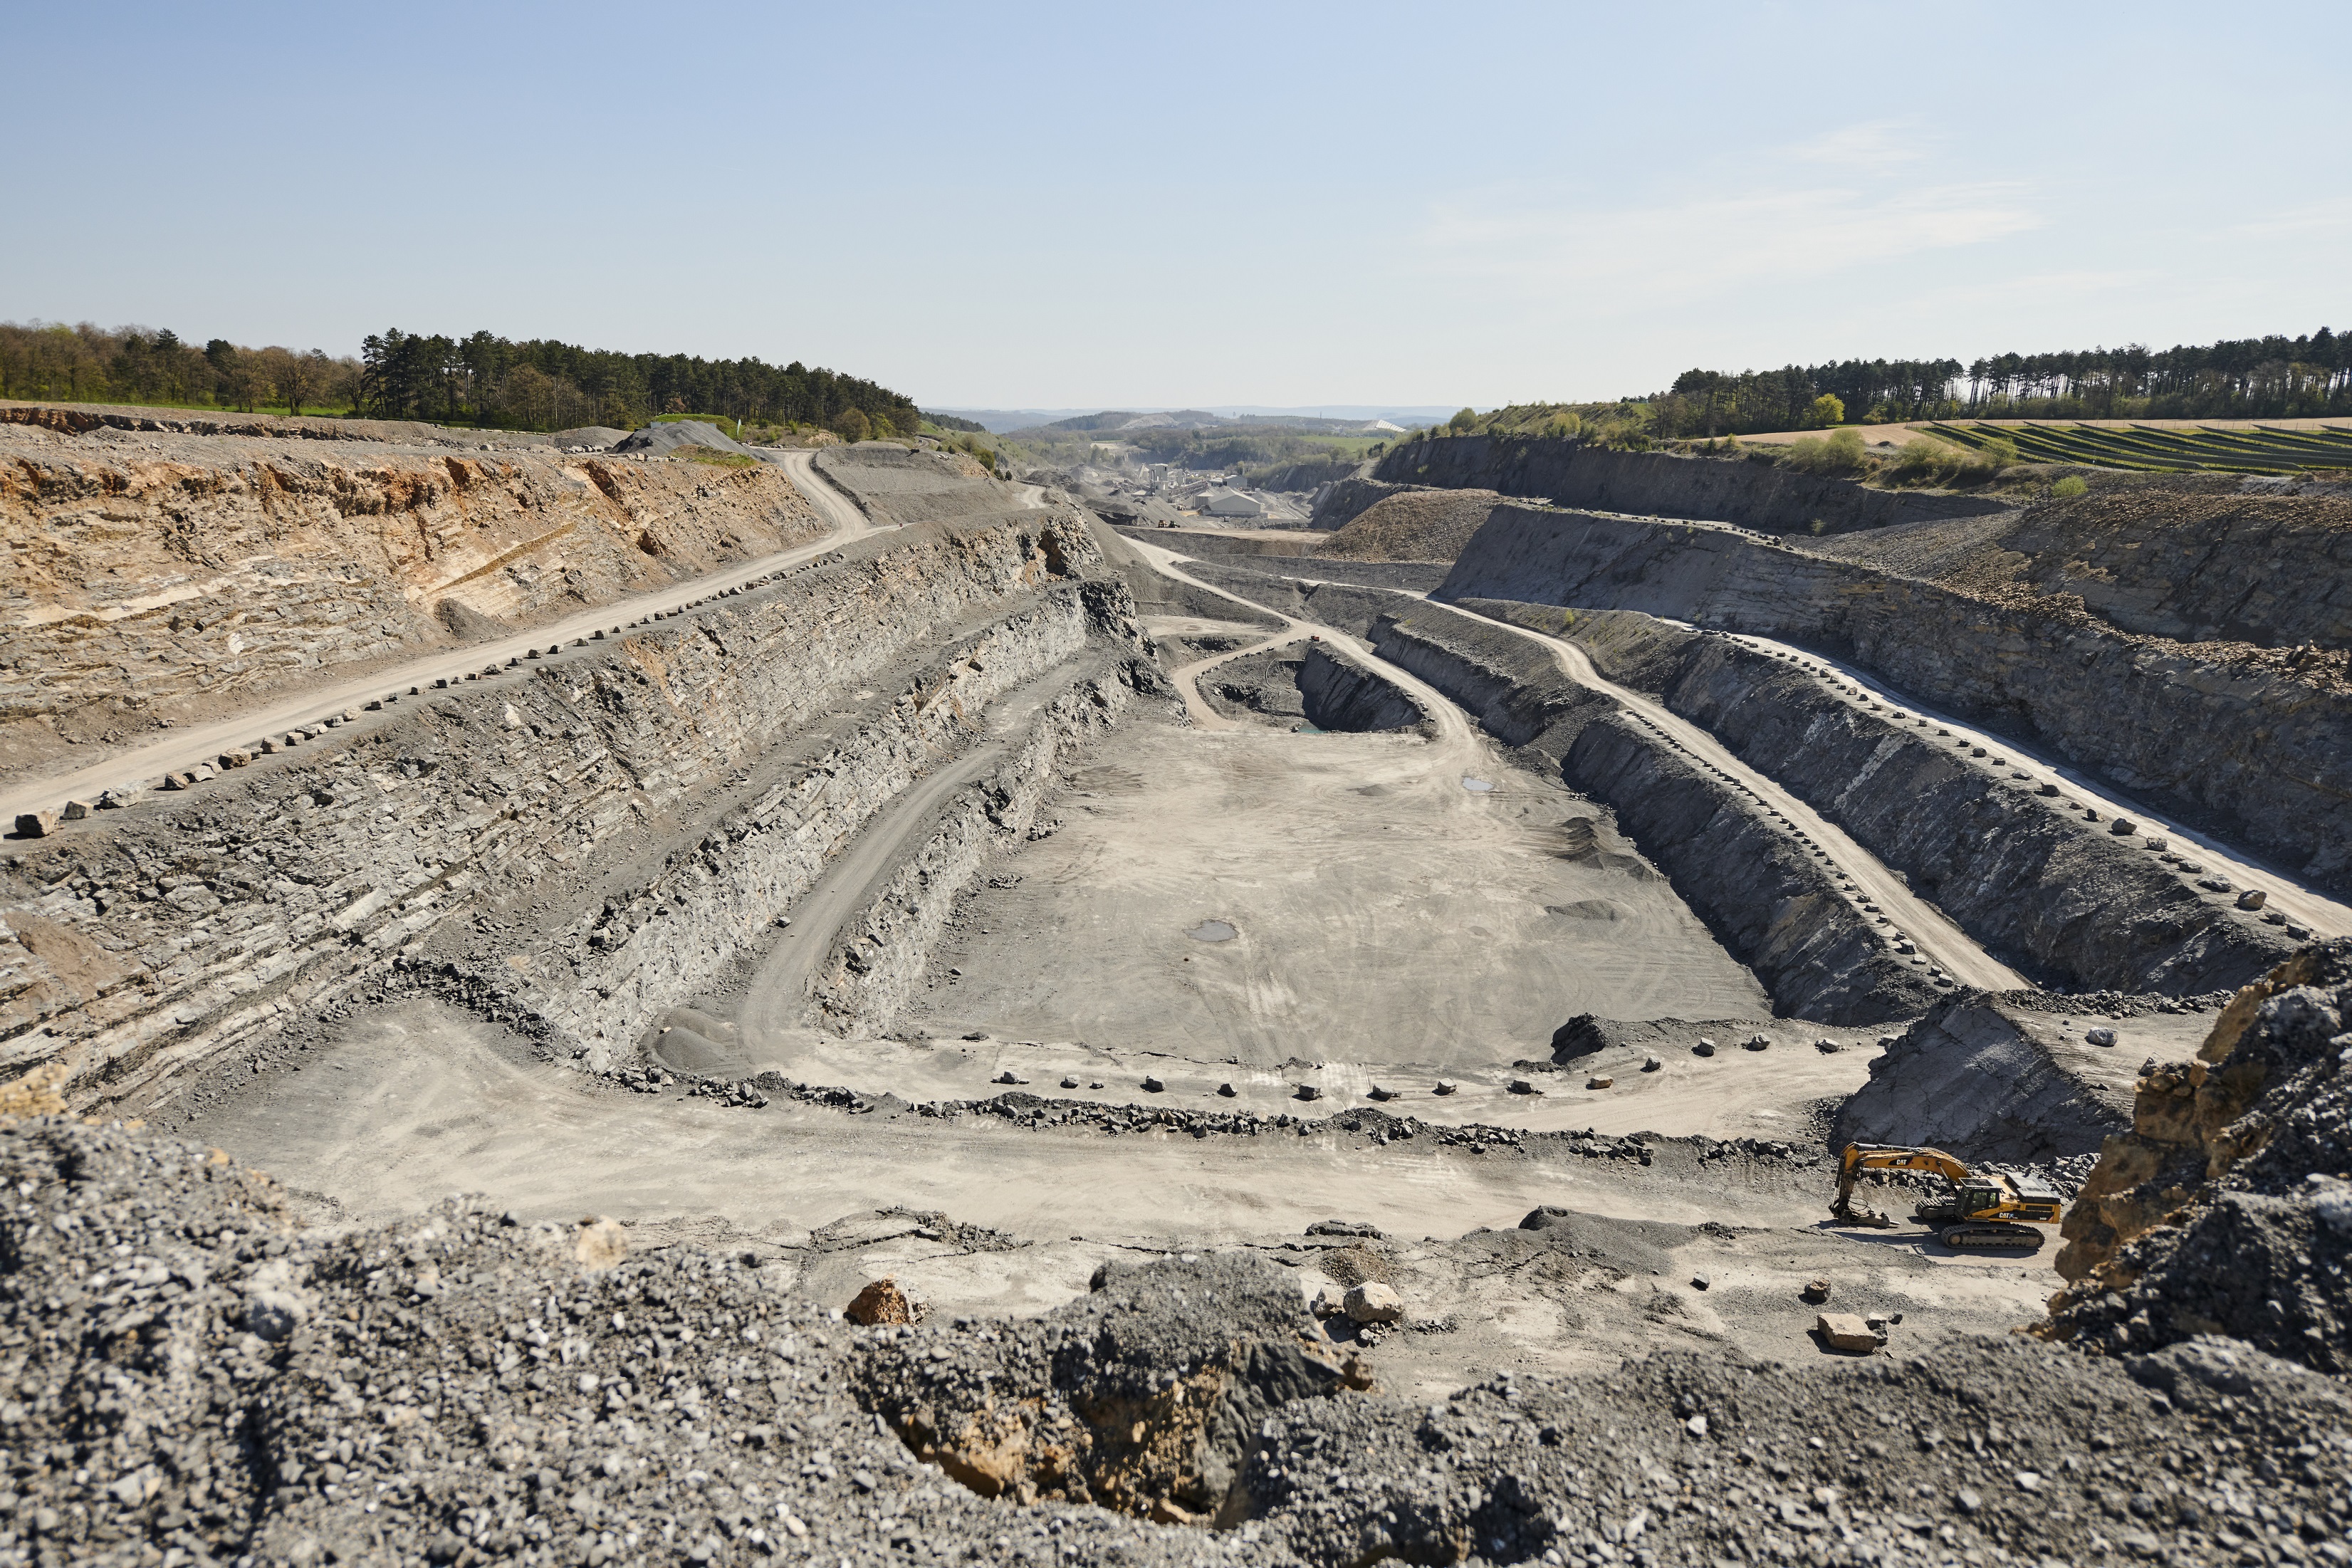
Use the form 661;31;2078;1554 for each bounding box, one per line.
181;998;2059;1397
889;707;1769;1072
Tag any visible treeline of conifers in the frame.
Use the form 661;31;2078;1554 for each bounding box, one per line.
0;320;922;437
1651;327;2352;436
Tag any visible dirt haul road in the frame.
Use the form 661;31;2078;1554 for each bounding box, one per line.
1711;627;2352;942
1147;543;2024;996
1432;601;2026;993
731;667;1090;1050
0;448;876;827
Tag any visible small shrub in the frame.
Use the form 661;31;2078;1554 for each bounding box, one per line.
1781;427;1867;476
1804;393;1846;429
2052;475;2089;498
1886;434;2003;487
677;445;754;469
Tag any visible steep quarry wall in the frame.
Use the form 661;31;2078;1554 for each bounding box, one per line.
1458;600;2299;995
0;510;1127;1104
1441;506;2352;887
1831;996;2131;1163
1297;644;1433;734
1996;489;2352;650
808;667;1154;1035
0;419;825;765
1372;433;2009;535
1290;595;1932;1024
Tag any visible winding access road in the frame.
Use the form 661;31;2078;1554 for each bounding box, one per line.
1142;540;2023;994
1711;628;2352;941
2;449;877;829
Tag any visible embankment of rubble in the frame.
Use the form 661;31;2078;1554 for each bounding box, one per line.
0;420;825;766
2044;939;2352;1375
0;511;1132;1104
12;1119;2345;1568
1459;597;2299;995
1369;432;2010;534
1439;504;2352;887
1831;995;2133;1163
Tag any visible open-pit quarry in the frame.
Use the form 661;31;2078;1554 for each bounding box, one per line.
4;410;2351;1568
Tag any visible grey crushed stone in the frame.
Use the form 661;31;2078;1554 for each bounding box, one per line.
6;1119;2351;1565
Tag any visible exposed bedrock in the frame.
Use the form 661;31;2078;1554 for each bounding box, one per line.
0;511;1132;1104
1368;432;2010;535
2043;939;2352;1374
1439;504;2352;887
1830;995;2132;1164
1460;599;2297;995
0;422;827;742
1992;488;2352;651
1319;595;1931;1024
809;661;1166;1035
1295;644;1432;735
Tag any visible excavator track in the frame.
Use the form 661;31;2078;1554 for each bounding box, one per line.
1939;1222;2047;1250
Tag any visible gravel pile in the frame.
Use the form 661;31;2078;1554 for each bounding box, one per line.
0;1119;1246;1567
10;1118;2346;1567
2047;945;2352;1374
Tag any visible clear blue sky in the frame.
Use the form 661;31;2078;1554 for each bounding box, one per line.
7;1;2345;411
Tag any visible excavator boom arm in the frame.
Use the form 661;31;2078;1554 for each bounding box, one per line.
1832;1143;1973;1217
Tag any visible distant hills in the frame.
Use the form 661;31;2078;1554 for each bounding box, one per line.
934;405;1456;435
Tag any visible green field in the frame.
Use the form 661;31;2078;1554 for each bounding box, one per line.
1929;421;2352;475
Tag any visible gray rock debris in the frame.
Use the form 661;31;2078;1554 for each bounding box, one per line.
4;1122;2348;1566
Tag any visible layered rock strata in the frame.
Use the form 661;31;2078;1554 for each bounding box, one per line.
1439;504;2352;886
1362;432;2009;535
0;419;825;763
1459;598;2298;995
0;511;1126;1105
1831;995;2133;1163
1295;644;1433;735
809;654;1170;1035
2044;939;2352;1374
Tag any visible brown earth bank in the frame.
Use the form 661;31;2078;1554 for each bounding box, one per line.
1;417;827;780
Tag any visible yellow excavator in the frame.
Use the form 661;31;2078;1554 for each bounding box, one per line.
1831;1143;2064;1249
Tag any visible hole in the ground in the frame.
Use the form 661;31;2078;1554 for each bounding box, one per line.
1186;919;1236;943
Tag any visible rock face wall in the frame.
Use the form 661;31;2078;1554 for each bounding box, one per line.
0;511;1125;1104
0;420;825;760
1995;490;2352;651
1371;434;2010;535
1456;600;2298;995
808;664;1157;1035
1296;644;1431;735
1440;506;2352;887
1831;997;2131;1163
1324;597;1930;1024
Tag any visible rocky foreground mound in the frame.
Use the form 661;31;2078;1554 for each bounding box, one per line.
2049;939;2352;1374
6;1118;2352;1567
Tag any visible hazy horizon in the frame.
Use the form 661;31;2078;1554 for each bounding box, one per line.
6;1;2345;412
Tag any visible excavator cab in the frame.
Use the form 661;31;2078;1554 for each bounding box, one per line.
1831;1142;2062;1250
